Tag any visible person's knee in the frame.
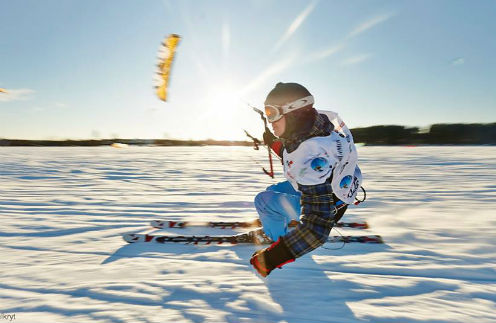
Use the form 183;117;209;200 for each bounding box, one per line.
266;183;279;192
254;191;273;211
254;191;264;207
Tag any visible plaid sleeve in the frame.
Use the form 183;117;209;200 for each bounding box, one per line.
281;180;337;258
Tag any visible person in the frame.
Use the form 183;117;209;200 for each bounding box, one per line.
250;82;362;277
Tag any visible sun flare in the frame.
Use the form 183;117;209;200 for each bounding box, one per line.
196;81;248;140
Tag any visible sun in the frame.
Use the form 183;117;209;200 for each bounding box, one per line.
199;81;247;140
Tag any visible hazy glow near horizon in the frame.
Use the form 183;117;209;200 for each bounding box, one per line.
1;0;495;140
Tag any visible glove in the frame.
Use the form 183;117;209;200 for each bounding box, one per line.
250;238;295;277
263;127;277;146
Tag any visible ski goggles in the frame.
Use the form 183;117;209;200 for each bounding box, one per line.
264;95;314;123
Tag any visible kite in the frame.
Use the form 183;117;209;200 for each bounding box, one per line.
0;88;6;93
154;34;181;102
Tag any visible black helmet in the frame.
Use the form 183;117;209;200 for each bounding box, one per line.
264;82;312;107
264;82;317;138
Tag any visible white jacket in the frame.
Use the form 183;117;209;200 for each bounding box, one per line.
282;110;362;204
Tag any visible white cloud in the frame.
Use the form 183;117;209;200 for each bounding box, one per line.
55;102;68;108
341;53;372;66
305;44;345;63
0;88;35;102
299;12;394;67
451;57;465;66
221;20;230;61
31;106;45;113
240;55;296;96
270;1;318;53
346;12;396;39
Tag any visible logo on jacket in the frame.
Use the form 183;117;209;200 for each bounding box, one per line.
310;157;329;172
339;175;353;189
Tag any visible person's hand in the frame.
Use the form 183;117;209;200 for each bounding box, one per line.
263;127;276;146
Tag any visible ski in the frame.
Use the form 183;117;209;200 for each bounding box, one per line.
123;233;383;245
150;219;369;230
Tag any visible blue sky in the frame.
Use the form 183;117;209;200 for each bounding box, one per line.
1;0;495;140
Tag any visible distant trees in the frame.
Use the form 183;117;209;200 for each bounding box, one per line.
1;123;495;146
352;126;420;145
426;123;496;144
350;123;496;145
0;139;251;147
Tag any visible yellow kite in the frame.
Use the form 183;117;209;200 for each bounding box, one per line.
0;88;7;93
154;34;181;101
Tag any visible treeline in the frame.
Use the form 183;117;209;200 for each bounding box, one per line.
1;123;495;146
351;123;496;145
0;138;252;147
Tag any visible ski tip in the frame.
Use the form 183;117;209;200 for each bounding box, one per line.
363;235;384;244
374;235;384;243
123;233;144;243
150;220;164;228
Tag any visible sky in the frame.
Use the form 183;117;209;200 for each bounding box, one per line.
1;0;495;140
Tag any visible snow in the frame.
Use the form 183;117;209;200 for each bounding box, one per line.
0;145;495;323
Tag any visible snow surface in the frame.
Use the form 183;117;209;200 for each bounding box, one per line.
0;146;495;323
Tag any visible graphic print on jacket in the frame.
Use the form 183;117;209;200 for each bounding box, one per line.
282;110;362;205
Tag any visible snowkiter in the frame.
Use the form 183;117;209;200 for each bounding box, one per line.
250;82;362;277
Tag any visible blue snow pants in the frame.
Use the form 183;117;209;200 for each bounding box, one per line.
254;181;302;241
